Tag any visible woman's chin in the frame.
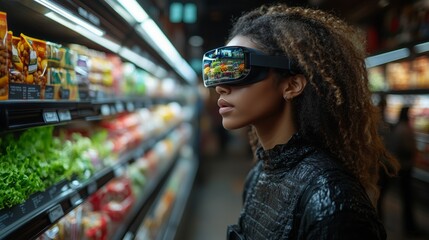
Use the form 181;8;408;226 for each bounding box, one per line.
222;120;246;130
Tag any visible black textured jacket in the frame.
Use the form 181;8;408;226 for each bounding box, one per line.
227;133;386;240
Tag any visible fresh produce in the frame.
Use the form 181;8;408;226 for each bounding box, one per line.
0;126;108;209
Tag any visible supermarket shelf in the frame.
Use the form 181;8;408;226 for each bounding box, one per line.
0;124;179;240
123;150;198;240
0;98;180;133
159;156;199;240
0;0;197;84
113;152;181;240
373;89;429;95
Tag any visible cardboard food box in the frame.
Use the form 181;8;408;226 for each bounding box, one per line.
59;47;77;70
46;68;78;100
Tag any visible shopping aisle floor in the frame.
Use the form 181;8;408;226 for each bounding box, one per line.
176;134;429;240
176;132;253;240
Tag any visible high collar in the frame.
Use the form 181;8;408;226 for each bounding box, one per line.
256;132;316;172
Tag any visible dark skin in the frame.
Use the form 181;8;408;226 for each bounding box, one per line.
215;35;307;150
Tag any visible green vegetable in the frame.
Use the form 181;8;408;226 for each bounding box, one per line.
0;126;110;209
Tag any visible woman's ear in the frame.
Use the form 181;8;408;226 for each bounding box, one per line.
282;74;307;101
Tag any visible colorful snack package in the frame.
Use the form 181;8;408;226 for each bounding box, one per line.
63;68;78;100
22;34;48;98
46;68;77;100
46;68;62;99
8;34;48;99
69;44;90;100
0;12;9;100
59;47;77;70
46;41;62;68
8;34;33;99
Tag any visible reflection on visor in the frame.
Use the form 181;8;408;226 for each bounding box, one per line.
203;47;250;84
202;46;298;88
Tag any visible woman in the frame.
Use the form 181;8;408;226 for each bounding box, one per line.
202;4;399;240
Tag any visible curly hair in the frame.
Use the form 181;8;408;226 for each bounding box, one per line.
230;4;400;205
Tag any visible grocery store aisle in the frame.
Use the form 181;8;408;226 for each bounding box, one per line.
176;130;429;240
176;130;253;240
381;176;429;240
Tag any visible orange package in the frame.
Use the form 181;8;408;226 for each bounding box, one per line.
8;34;47;99
0;12;9;100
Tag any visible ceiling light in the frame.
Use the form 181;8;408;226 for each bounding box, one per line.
365;48;410;68
117;0;149;22
45;12;120;53
118;47;167;78
104;0;134;24
414;42;429;54
139;20;197;83
108;0;197;83
35;0;105;36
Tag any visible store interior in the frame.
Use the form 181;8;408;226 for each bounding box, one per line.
0;0;428;240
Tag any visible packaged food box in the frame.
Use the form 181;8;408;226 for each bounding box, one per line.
59;46;77;70
46;41;61;68
107;54;124;97
0;12;9;100
63;68;78;100
47;68;78;100
8;34;48;99
9;34;28;98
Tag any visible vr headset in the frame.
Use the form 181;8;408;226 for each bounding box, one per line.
202;46;299;88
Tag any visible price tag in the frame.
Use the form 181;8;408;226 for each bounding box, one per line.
126;102;135;112
110;105;116;115
57;110;72;121
116;101;124;113
87;182;97;195
48;204;64;223
101;104;110;116
70;192;83;207
114;165;125;177
43;111;59;123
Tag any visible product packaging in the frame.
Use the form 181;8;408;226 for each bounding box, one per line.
70;44;91;100
0;12;9;100
8;34;48;99
101;177;134;222
88;51;114;99
46;68;78;100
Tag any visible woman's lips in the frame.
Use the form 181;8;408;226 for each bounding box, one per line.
218;98;234;114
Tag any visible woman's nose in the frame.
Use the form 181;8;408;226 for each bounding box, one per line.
215;85;231;95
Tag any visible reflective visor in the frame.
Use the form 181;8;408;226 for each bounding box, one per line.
202;46;297;88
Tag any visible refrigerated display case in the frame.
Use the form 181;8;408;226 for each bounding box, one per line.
368;46;429;184
0;1;200;239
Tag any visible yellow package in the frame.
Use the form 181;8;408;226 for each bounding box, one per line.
59;47;77;70
0;12;9;100
8;34;44;99
10;35;24;80
46;41;62;68
20;34;48;86
46;68;78;100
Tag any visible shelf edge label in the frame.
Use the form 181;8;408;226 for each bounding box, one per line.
43;111;59;123
48;204;64;223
